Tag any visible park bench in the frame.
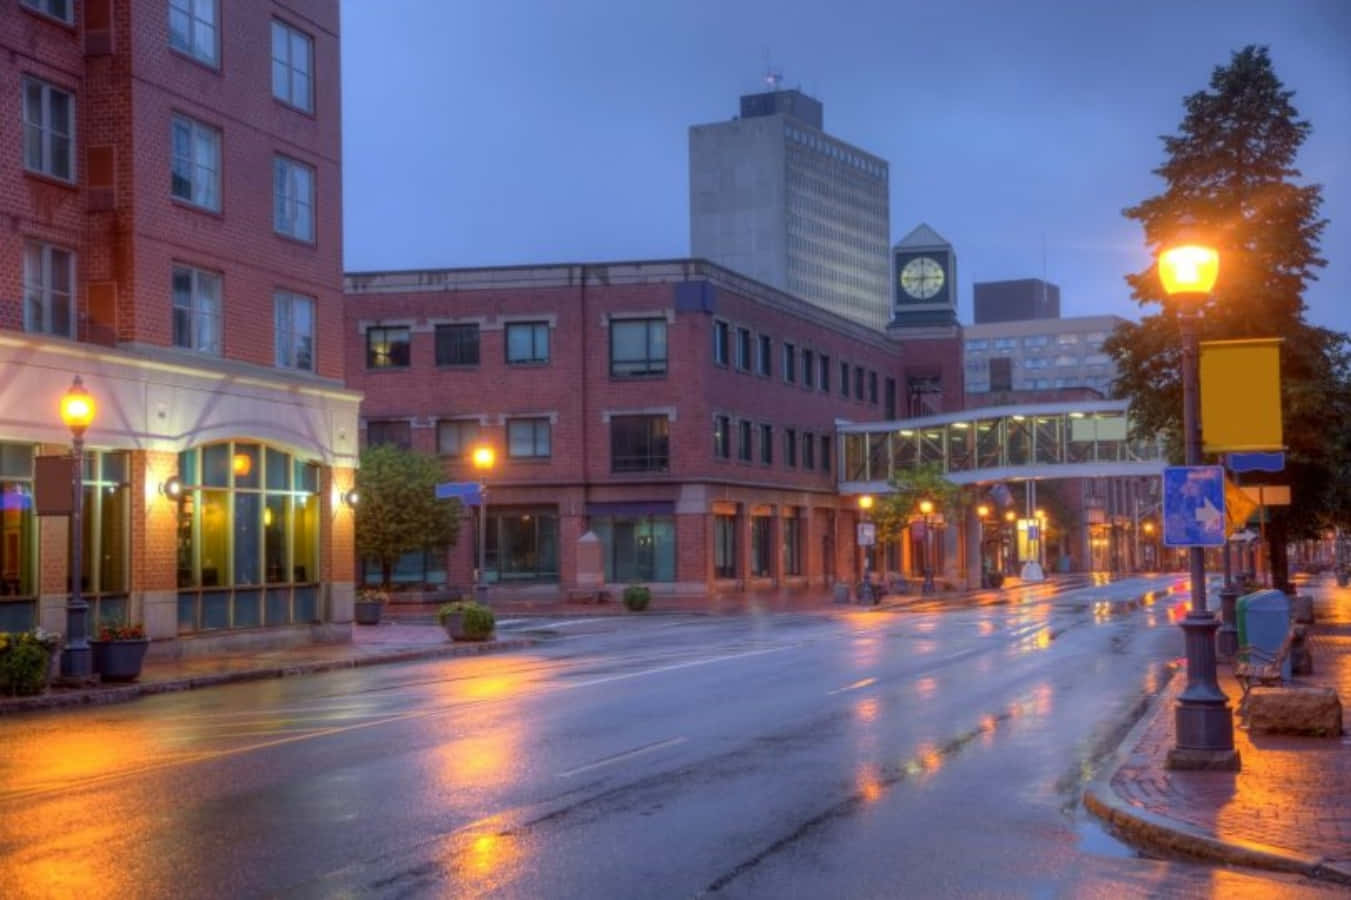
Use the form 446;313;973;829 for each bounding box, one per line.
1233;626;1297;717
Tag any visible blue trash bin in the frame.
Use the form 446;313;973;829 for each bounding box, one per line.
1239;589;1292;680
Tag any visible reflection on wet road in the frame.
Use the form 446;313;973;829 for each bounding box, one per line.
0;575;1336;898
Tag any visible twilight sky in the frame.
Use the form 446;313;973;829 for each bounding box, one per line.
340;0;1351;334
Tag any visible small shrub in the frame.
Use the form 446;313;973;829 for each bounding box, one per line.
97;622;146;642
0;630;60;697
439;601;495;640
622;584;651;612
359;588;390;604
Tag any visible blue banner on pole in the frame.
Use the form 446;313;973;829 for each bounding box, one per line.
1162;466;1226;548
435;481;483;506
1225;451;1285;474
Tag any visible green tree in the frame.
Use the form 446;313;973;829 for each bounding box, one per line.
355;444;462;589
1105;45;1351;584
871;462;962;546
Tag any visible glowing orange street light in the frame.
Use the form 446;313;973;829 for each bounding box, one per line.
472;445;495;471
918;499;935;516
1159;243;1220;297
59;376;96;436
976;504;990;519
857;494;874;511
1004;510;1016;523
1143;521;1156;536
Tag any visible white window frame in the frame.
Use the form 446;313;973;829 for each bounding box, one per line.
21;0;74;24
273;155;316;242
172;264;222;355
274;291;315;371
171;114;221;211
169;0;220;67
23;240;75;337
271;19;314;112
22;76;74;183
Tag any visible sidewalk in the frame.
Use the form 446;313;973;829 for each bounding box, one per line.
1085;577;1351;885
0;623;533;717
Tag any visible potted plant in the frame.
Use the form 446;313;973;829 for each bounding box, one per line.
438;601;495;641
355;588;388;626
622;584;651;612
0;628;61;696
90;622;150;682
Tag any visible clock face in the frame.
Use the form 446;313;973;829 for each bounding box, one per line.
899;256;945;300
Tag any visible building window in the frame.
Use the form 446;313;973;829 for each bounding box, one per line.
171;115;221;211
172;264;222;354
869;371;879;404
990;357;1013;392
611;415;669;472
713;415;730;459
714;514;736;579
803;349;815;388
274;156;315;242
757;334;772;376
783;512;803;576
821;435;832;473
783;342;797;383
591;515;676;582
20;0;74;24
22;77;74;182
435;323;480;366
271;19;314;112
785;428;798;467
505;321;549;364
737;420;753;461
22;241;74;337
365;420;411;449
803;432;815;469
853;366;865;400
759;424;773;465
507;418;551;459
71;452;132;627
610;318;667;377
735;327;752;371
175;443;321;633
480;507;559;582
437;420;479;458
0;444;37;631
169;0;219;66
360;547;446;589
1058;333;1081;345
841;360;850;397
820;354;831;392
750;516;772;577
273;291;314;371
713;320;729;366
366;326;410;369
885;378;897;418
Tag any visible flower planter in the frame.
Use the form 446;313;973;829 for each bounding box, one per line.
442;612;491;642
90;638;149;683
354;600;384;625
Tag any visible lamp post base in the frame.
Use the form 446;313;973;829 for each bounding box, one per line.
60;600;92;678
1166;611;1240;772
1166;746;1241;771
1218;584;1240;659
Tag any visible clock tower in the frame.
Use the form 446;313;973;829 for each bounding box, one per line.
890;223;959;328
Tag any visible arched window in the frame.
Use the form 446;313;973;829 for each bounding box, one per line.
176;441;320;632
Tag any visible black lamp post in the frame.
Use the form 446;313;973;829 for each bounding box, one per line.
1159;240;1239;771
919;498;935;594
59;376;96;678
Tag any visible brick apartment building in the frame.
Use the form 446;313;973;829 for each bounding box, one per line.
1;0;358;652
345;260;963;597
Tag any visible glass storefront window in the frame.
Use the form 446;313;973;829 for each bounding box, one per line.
591;515;675;583
75;451;131;625
714;514;736;579
0;443;36;632
481;508;558;582
783;511;802;576
751;516;772;577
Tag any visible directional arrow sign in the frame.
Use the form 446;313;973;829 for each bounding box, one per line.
1162;465;1227;548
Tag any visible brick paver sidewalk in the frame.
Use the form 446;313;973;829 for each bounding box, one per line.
1091;577;1351;883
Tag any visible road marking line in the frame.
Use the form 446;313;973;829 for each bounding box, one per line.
827;677;877;695
565;644;796;688
557;737;687;778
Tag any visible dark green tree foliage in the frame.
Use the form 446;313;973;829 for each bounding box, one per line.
355;444;461;588
1106;46;1350;546
872;462;962;546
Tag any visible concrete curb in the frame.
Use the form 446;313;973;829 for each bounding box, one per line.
0;637;536;717
1081;669;1351;886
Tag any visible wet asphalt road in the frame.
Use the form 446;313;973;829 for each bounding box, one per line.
0;575;1339;899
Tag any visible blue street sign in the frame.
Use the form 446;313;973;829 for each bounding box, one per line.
435;481;483;506
1225;451;1285;474
1162;465;1226;548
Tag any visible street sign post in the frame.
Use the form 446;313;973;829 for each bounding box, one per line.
857;522;876;546
1162;465;1227;548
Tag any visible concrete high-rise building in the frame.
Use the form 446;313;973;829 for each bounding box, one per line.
689;87;891;330
973;279;1061;324
963;315;1127;397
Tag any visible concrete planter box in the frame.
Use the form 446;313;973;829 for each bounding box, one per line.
90;639;149;682
354;601;384;625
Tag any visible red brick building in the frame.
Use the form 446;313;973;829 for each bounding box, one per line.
345;260;963;597
1;0;357;652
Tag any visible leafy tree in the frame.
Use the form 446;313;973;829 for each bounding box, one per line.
871;463;962;546
355;444;461;589
1105;45;1351;586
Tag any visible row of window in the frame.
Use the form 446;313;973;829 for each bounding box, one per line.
712;415;833;473
711;320;892;410
19;0;319;114
714;510;807;578
784;126;887;180
967;332;1109;353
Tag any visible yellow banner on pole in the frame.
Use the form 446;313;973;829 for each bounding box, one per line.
1200;339;1284;453
1225;478;1259;535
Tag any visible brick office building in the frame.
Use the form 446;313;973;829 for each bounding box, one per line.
345;260;963;598
1;0;358;651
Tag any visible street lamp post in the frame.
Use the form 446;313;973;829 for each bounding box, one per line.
858;494;874;603
59;376;96;678
1004;509;1016;575
1159;239;1238;770
472;445;495;606
976;504;990;587
919;498;935;594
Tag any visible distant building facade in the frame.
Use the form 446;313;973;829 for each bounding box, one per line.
345;260;965;596
963;316;1126;397
689;88;891;330
973;278;1061;324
